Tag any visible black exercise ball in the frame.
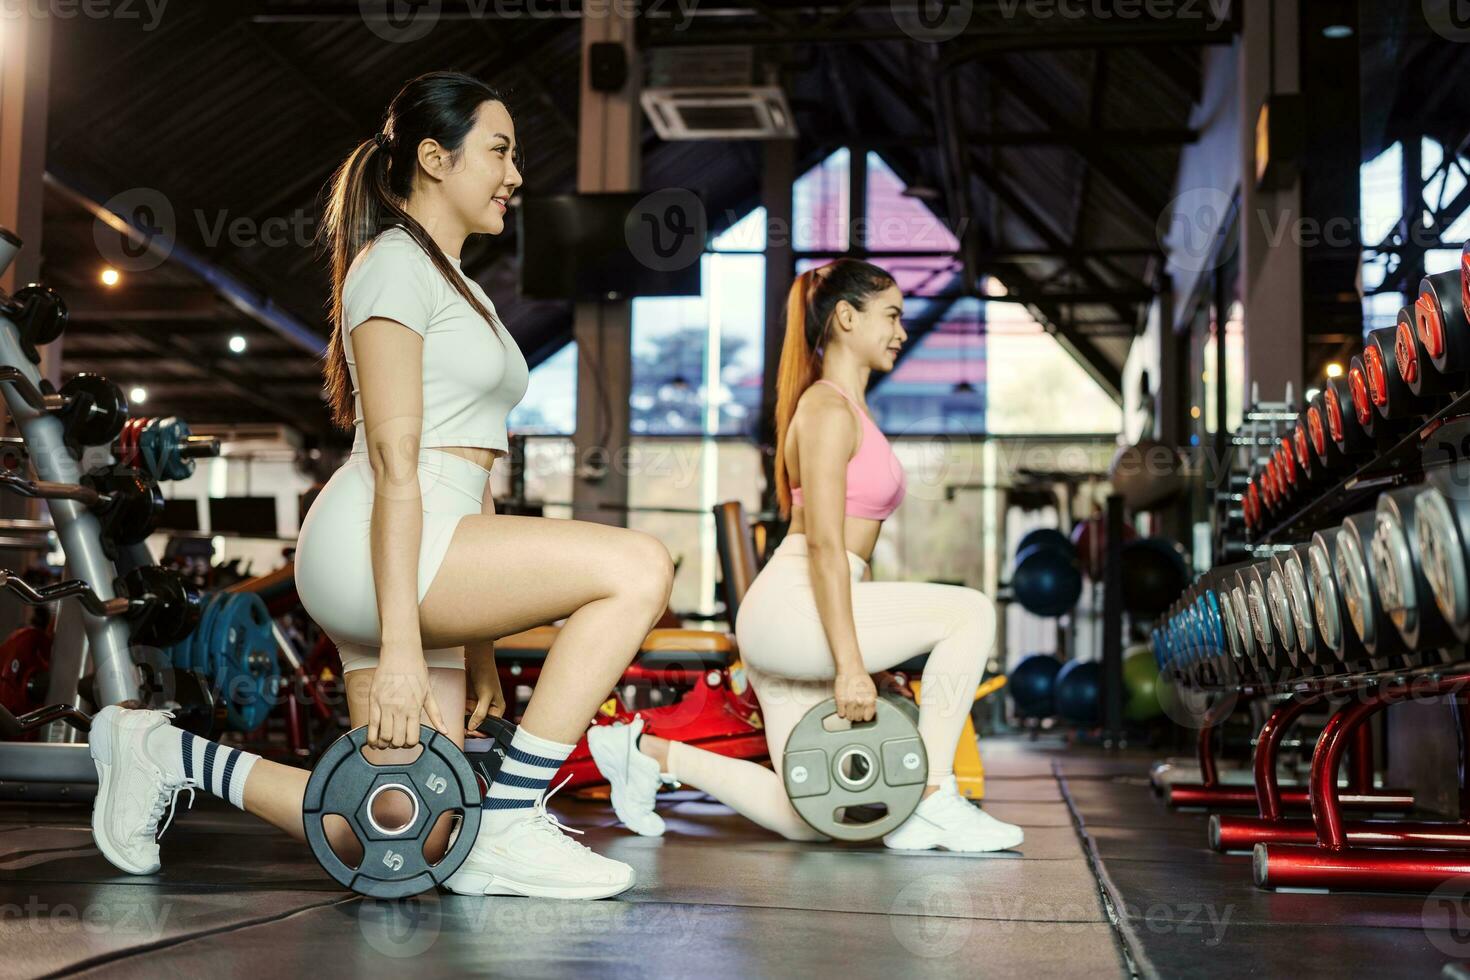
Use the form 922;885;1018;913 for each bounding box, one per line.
1054;660;1102;727
1015;527;1073;559
1008;654;1062;718
1012;544;1083;618
1120;537;1189;617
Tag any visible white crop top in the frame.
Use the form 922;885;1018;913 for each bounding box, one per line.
342;226;529;455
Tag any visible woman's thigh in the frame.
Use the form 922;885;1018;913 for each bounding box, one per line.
740;578;984;679
416;512;672;649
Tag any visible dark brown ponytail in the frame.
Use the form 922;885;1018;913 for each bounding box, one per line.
319;71;512;431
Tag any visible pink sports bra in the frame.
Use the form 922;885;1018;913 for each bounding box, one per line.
790;380;908;521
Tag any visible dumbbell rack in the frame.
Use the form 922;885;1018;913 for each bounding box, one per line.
0;232;209;791
1154;242;1470;893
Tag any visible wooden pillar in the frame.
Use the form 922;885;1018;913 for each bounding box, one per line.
0;15;53;642
1240;0;1303;403
759;140;796;515
572;13;640;526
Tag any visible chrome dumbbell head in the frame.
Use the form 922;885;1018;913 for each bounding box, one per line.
1336;511;1408;660
1414;466;1470;644
1373;486;1457;655
1308;528;1367;670
1283;543;1322;667
1265;552;1301;671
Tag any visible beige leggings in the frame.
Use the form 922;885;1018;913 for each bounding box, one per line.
665;534;995;841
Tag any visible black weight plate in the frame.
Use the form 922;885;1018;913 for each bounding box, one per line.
303;725;481;898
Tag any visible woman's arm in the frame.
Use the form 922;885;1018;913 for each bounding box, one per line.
795;389;865;678
353;317;429;654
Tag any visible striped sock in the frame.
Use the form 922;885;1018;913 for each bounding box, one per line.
147;726;260;810
482;727;575;831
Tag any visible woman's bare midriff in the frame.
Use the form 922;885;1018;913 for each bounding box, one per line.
788;506;882;563
429;445;501;474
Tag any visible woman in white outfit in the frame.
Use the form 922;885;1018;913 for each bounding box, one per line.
588;260;1023;852
86;72;673;900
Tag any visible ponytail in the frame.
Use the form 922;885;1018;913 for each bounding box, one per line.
773;259;897;516
319;71;511;431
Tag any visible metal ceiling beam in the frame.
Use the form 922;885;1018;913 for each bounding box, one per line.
812;129;1199;149
983;60;1159;230
63;288;221;322
45;171;326;355
650;24;1236;47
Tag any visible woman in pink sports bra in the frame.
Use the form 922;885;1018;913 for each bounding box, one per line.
588;260;1024;853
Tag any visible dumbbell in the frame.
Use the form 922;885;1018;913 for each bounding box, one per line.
1;283;68;362
0;564;199;647
1307;528;1368;670
1415;269;1470;382
1371;486;1458;656
1396;304;1458;399
1239;561;1288;674
1228;568;1259;676
1347;355;1406;445
1279;543;1325;667
1321;376;1374;459
1364;327;1436;422
1264;551;1304;671
1304;392;1352;475
116;417;220;483
1334;511;1409;664
1414;466;1470;644
0;466;163;549
0;368;128;449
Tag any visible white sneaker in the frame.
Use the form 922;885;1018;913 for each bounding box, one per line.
883;776;1025;853
88;705;197;875
586;717;666;837
444;777;636;900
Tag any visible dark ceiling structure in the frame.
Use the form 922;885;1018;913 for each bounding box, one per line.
44;0;1240;442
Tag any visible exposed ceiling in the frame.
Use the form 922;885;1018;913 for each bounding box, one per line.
42;0;1234;443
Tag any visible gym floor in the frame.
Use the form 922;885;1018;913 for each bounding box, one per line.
1;738;1459;979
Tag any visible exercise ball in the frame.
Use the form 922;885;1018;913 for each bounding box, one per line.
1008;654;1062;718
1015;527;1073;559
1122;644;1162;722
1069;514;1138;579
1054;660;1102;727
1121;537;1189;616
1012;544;1082;617
1109;440;1187;514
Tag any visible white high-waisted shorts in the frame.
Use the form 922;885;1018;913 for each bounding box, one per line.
295;448;489;672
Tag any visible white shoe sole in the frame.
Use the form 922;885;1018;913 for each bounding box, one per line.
445;866;636;900
89;720;159;876
884;831;1024;854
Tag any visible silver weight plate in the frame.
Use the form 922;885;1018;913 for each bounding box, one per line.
1246;569;1275;661
782;696;927;842
1415;485;1469;634
1285;546;1317;660
1266;561;1297;657
1372;501;1418;638
1232;577;1257;662
1218;590;1243;662
1309;533;1344;653
1335;519;1375;647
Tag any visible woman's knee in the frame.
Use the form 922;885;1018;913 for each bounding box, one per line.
613;531;675;613
943;587;998;652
